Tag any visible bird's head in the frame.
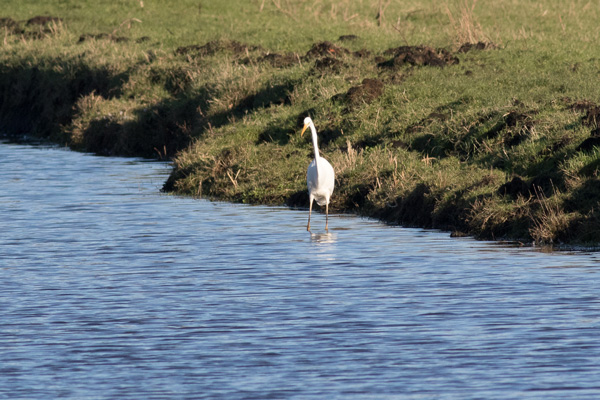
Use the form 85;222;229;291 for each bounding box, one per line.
301;116;313;137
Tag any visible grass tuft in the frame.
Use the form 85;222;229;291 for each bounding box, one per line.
444;0;491;47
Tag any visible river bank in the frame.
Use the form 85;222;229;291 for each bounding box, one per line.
2;1;600;246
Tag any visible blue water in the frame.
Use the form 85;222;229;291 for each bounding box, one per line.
1;140;600;399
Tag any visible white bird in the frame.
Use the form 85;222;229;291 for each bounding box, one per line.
301;116;335;231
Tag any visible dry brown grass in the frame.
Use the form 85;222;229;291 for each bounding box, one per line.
444;0;490;46
529;185;571;245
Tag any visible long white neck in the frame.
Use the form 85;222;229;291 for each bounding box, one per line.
309;121;321;161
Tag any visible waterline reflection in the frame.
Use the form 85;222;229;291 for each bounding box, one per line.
310;231;337;244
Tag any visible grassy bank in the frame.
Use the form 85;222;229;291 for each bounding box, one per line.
2;1;600;246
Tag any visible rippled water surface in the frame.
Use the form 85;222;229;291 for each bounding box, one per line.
1;140;600;399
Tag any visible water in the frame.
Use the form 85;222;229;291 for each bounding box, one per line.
1;140;600;400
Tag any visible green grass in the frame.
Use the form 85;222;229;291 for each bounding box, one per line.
2;0;600;246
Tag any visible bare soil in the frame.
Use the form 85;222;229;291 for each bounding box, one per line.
78;33;130;43
345;78;385;107
304;41;350;59
379;45;458;68
26;16;62;25
257;52;299;68
312;56;345;73
175;40;263;57
570;99;600;126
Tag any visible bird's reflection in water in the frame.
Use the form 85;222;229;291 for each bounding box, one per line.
310;231;337;244
309;231;337;261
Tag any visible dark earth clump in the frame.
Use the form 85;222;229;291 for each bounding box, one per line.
484;109;535;146
352;49;371;58
569;99;600;126
175;40;262;57
305;41;350;59
581;105;600;127
78;33;129;43
504;110;535;146
379;45;458;68
26;16;62;25
569;99;597;112
338;34;359;42
0;17;22;34
504;110;530;127
457;41;497;53
345;78;385;106
257;52;298;68
313;56;345;73
2;15;64;39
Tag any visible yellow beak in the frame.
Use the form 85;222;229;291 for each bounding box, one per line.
301;123;309;137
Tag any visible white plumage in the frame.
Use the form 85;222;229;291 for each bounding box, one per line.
301;117;335;231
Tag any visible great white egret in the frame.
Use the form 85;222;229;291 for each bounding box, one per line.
301;116;335;231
